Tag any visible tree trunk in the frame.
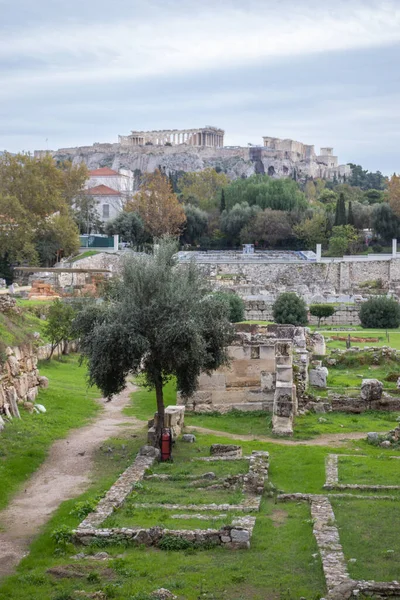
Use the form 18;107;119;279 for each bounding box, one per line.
154;375;165;449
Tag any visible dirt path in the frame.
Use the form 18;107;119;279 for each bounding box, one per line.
0;384;144;579
185;425;366;446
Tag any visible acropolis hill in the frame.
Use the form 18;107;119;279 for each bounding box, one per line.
35;127;351;183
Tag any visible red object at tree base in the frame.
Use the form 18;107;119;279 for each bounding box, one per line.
161;428;172;461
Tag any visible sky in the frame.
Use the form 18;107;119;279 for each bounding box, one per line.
0;0;399;174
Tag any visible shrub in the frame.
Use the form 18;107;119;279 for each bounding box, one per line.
272;293;308;326
359;297;400;328
309;304;335;326
213;291;245;322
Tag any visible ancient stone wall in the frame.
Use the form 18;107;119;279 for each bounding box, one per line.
0;344;42;421
178;325;308;423
245;299;361;326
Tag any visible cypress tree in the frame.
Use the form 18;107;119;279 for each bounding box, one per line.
347;201;355;226
334;193;347;226
220;189;226;213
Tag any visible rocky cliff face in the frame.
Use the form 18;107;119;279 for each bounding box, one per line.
51;144;319;184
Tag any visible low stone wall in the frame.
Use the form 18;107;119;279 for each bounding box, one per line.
245;299;361;326
75;447;269;550
0;344;42;422
0;340;79;426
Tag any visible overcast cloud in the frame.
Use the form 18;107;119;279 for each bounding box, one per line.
1;0;399;173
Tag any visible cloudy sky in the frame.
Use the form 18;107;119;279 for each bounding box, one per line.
1;0;399;173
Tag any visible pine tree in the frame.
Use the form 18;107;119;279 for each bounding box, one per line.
347;201;355;226
220;189;226;213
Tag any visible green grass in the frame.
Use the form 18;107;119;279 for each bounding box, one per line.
70;250;100;262
323;329;400;351
338;454;400;486
125;379;400;440
102;507;238;530
0;432;328;600
0;309;49;348
332;498;400;581
0;355;100;511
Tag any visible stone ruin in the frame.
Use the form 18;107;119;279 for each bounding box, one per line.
177;324;319;436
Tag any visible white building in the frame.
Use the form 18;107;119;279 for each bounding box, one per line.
86;167;134;196
84;167;134;223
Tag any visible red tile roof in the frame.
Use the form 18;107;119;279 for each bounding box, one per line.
89;167;119;176
85;184;121;196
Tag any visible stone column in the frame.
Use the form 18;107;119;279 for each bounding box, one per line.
316;244;322;263
272;342;295;436
393;238;397;257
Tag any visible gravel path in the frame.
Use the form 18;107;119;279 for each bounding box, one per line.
0;384;143;579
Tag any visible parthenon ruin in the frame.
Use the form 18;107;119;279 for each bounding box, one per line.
119;126;224;148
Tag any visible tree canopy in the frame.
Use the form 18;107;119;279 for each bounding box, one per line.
223;175;307;212
128;170;186;238
74;238;234;443
179;168;229;211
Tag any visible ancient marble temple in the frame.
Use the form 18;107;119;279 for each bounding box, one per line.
119;126;224;148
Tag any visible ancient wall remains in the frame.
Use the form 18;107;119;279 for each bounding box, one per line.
245;300;361;326
177;325;308;428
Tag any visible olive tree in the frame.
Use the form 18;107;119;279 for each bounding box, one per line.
74;238;234;444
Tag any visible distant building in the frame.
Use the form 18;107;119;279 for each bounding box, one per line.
119;126;224;148
84;167;134;223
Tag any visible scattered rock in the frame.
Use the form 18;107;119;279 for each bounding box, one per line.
210;444;242;458
380;440;391;448
139;445;161;459
182;434;196;443
367;432;379;443
202;472;216;480
38;376;49;389
34;404;46;414
151;589;177;600
360;379;383;403
309;367;328;389
318;417;328;423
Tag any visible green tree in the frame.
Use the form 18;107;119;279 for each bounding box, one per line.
179;168;229;211
293;212;329;249
44;299;76;359
348;164;388;190
73;193;103;234
359;297;400;329
328;225;358;256
272;293;308;326
239;209;293;247
105;211;145;246
371;203;400;243
35;214;80;266
74;238;234;443
317;189;337;204
220;203;260;246
334;193;347;226
220;189;226;213
180;205;208;245
309;304;335;326
213;291;245;323
223;174;307;212
347;201;355;227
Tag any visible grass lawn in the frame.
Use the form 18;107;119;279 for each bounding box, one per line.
125;380;400;440
338;454;400;486
102;507;239;531
0;309;49;348
322;328;400;351
0;432;327;600
332;498;400;581
70;250;101;262
0;355;100;511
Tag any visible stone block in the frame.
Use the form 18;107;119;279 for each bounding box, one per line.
27;387;38;402
38;376;49;389
210;444;242;458
367;432;379;443
7;355;20;377
309;367;328;389
198;371;226;390
260;371;274;392
231;529;250;542
182;434;196;443
360;379;383;402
